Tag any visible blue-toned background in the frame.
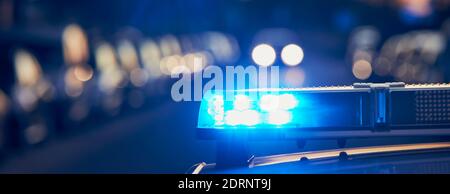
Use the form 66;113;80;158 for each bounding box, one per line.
0;0;450;173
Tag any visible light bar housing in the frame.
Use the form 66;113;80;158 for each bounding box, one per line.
197;82;450;139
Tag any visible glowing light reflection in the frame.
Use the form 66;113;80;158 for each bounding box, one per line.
252;44;276;67
267;110;292;125
281;44;304;66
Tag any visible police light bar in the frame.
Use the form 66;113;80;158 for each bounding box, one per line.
197;82;450;139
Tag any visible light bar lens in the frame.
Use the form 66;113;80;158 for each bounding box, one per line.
199;91;302;129
225;109;261;126
267;110;292;125
198;83;450;138
198;88;372;129
233;94;252;111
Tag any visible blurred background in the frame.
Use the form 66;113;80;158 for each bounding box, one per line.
1;0;450;173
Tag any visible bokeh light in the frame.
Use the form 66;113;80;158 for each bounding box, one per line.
24;123;47;145
14;49;42;87
140;40;162;79
281;44;304;66
251;44;276;67
204;32;240;64
284;68;305;87
13;49;55;112
95;42;126;93
73;65;93;82
352;59;372;80
95;42;120;72
64;67;84;97
117;39;139;71
184;53;207;73
62;24;89;65
159;35;182;57
130;68;149;87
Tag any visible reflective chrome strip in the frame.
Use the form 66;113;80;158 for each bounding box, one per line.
192;162;208;174
252;142;450;167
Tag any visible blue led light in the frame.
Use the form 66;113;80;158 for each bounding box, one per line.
241;110;261;126
278;94;298;110
224;109;261;126
198;90;303;129
259;93;298;111
198;88;374;130
267;110;292;125
259;94;279;111
211;95;224;107
225;110;241;126
207;95;225;125
233;94;251;111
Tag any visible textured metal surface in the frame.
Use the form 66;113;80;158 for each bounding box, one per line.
415;89;450;123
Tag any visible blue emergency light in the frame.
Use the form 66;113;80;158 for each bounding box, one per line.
199;92;298;127
197;82;450;139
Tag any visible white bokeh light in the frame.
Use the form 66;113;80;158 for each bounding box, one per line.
251;44;276;67
281;44;304;66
